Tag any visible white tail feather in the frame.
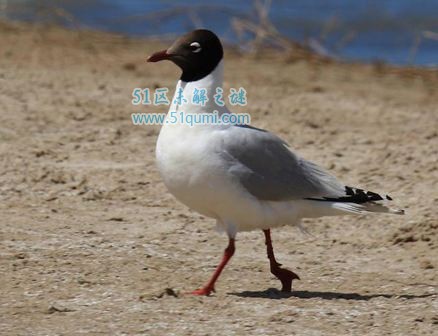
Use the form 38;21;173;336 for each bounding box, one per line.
298;199;405;218
363;202;405;215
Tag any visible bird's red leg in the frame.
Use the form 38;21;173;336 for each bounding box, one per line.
190;237;235;296
263;229;300;292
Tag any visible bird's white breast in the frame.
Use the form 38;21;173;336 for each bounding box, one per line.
156;123;232;218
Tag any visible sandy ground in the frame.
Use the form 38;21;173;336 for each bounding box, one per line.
0;21;437;335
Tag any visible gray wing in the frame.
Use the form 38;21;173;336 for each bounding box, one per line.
219;125;346;201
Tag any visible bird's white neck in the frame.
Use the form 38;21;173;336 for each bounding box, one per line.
169;60;226;115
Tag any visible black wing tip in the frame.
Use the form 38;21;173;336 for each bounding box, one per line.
308;186;394;204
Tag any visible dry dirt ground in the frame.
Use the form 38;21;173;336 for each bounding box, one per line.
0;22;437;336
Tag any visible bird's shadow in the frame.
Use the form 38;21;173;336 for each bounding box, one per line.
229;288;436;301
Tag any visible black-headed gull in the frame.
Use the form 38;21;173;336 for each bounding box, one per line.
147;29;404;296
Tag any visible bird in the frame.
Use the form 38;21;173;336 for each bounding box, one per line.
147;29;404;296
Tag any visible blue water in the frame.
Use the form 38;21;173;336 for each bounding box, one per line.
4;0;438;66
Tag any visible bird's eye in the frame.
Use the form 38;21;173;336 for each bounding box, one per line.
189;42;202;53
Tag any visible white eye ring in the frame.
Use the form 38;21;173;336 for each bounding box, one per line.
190;42;202;53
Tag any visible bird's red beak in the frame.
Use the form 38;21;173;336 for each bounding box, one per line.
147;49;171;62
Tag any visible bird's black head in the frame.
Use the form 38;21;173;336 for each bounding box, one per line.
147;29;223;82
